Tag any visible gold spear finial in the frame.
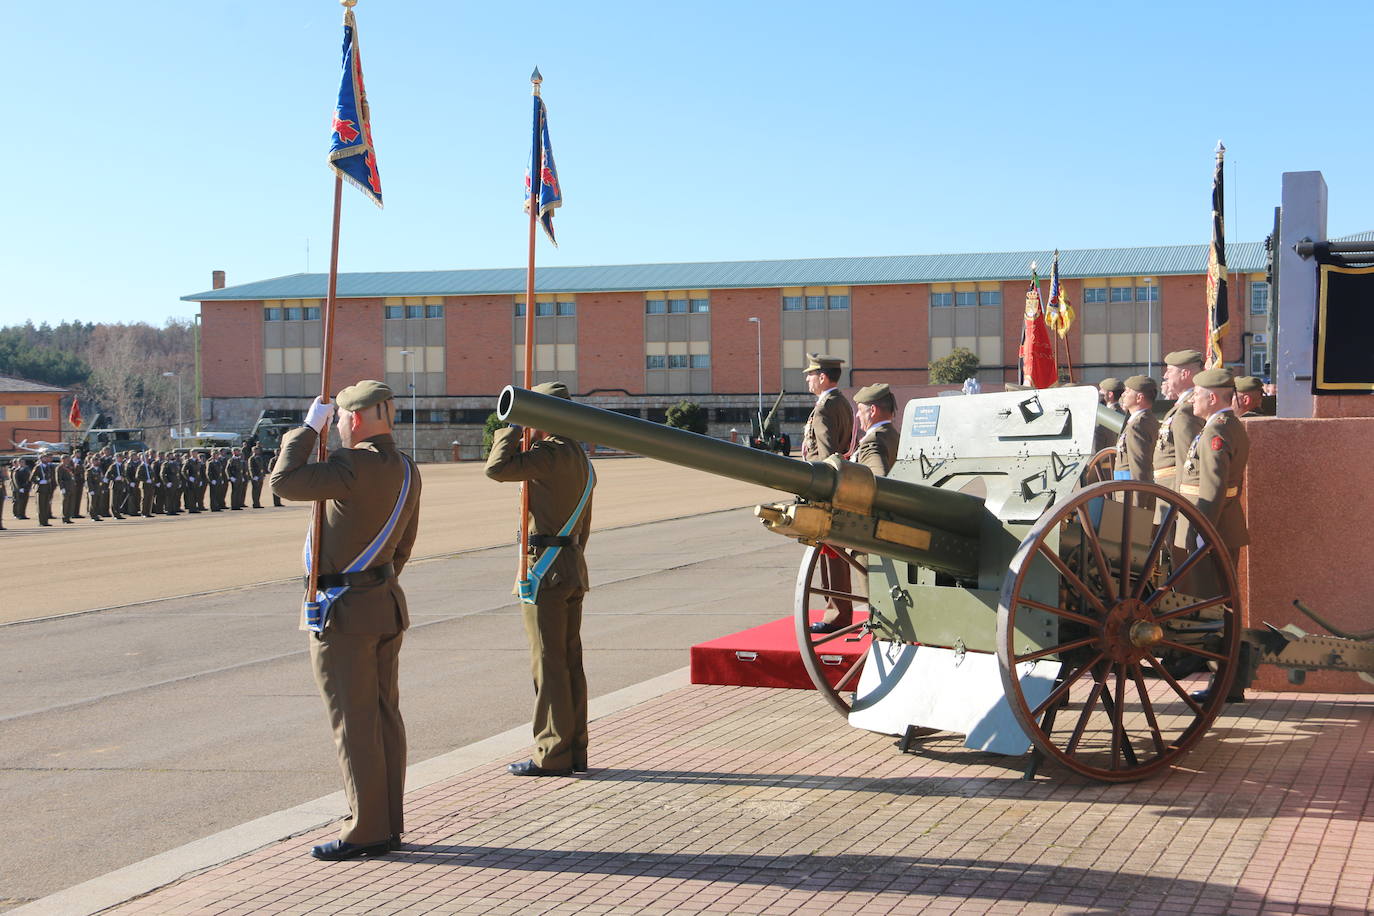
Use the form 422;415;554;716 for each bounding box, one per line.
341;0;358;8
531;67;543;96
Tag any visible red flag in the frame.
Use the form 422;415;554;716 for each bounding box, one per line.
1019;267;1057;388
68;397;82;428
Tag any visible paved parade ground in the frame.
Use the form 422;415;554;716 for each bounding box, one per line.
5;458;1374;915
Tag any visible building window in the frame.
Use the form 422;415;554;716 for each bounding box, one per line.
264;307;282;321
690;354;710;368
304;306;321;320
646;299;667;314
782;407;810;423
284;307;303;320
1135;286;1159;302
978;291;1001;307
930;292;953;308
405;305;422;319
28;406;51;420
1250;344;1267;375
426;304;444;318
955;292;977;307
1109;288;1133;303
646;355;666;370
514;294;577;389
690;298;710;313
535;301;555;317
666;354;688;369
646;408;668;423
556;300;575;316
1250;282;1269;315
828;295;849;310
450;409;491;424
805;296;826;310
386;305;405;319
1083;287;1107;303
782;296;803;311
513;302;525;317
714;407;752;423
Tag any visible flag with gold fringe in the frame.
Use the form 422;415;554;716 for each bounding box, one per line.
1204;143;1228;368
1045;249;1074;338
328;6;382;207
1019;264;1058;388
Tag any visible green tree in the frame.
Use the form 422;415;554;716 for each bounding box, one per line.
665;400;707;434
929;347;980;385
481;411;504;458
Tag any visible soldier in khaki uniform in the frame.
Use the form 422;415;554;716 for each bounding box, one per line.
801;355;856;634
1176;368;1250;704
800;354;853;460
271;380;422;860
1234;375;1263;417
227;448;248;510
1113;376;1161;484
1153;349;1206;492
486;381;595;777
1097;377;1127;414
852;383;900;476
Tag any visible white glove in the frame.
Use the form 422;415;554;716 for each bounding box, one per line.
305;396;334;433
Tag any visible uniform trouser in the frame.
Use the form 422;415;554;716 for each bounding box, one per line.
109;482;126;517
209;483;227;510
818;550;854;628
230;481;247;508
13;487;28;518
72;483;83;515
37;486;54;524
310;629;406;845
522;583;588;769
62;487;79;521
250;479;263;507
98;483;110;517
86;486;103;519
194;483;207;510
141;484;157;516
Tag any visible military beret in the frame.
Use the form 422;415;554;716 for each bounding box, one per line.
335;379;394;412
1164;349;1205;368
854;383;892;405
532;380;571;400
804;353;845;373
1234;375;1263;393
1192;367;1235;389
1124;375;1158;399
1097;377;1125;394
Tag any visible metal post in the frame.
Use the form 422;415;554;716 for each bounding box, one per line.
162;371;182;442
399;349;416;455
748;317;762;417
1142;277;1154;377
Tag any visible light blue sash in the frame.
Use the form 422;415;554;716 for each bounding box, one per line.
303;456;413;634
519;463;595;605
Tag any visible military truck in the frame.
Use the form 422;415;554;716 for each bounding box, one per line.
748;391;792;454
81;427;148;454
248;409;303;450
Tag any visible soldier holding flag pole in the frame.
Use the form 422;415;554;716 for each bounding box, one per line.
270;0;421;864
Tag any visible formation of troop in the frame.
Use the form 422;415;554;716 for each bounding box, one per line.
2;444;280;528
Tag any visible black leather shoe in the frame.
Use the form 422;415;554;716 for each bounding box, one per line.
572;757;588;773
507;758;573;777
809;621;839;634
389;834;403;851
1191;688;1247;705
310;838;391;861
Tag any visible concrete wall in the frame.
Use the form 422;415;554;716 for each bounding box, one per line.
1241;415;1374;692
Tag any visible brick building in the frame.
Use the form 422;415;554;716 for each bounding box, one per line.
185;242;1274;458
0;375;69;450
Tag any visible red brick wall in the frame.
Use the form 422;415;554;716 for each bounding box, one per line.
447;295;512;395
329;298;383;382
201;301;263;397
852;284;928;386
1160;275;1207;359
578;291;646;394
1;391;63;446
711;288;780;394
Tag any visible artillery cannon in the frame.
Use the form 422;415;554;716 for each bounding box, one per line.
498;385;1245;782
748;390;791;454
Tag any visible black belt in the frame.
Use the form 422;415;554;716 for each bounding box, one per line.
310;562;396;590
528;534;575;550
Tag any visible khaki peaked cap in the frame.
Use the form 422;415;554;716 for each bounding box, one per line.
1193;367;1235;389
1235;375;1263;393
1164;349;1205;368
1124;375;1158;399
1098;377;1125;395
804;353;845;373
854;383;893;405
532;381;572;400
335;380;394;411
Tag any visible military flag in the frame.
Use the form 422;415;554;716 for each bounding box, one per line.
1045;249;1074;338
328;7;383;208
1019;265;1057;389
524;91;562;246
68;396;82;429
1204;143;1228;368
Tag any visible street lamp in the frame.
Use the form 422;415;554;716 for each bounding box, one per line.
747;317;762;419
1142;278;1154;377
398;349;417;455
162;371;182;443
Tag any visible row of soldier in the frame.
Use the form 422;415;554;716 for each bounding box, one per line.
2;445;280;528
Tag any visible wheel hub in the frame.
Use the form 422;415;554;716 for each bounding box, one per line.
1102;598;1159;662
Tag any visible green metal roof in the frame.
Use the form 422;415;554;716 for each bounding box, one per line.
184;241;1269;302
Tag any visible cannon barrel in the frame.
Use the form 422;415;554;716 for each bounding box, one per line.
497;386;985;539
1095;404;1126;436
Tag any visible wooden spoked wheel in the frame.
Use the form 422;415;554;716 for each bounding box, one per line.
1078;447;1117;487
996;481;1240;781
794;543;872;717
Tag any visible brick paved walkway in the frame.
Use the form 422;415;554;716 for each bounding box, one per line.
103;686;1373;915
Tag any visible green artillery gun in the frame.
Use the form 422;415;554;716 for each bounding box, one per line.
499;384;1247;782
748;391;792;454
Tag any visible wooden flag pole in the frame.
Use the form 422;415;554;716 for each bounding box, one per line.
518;68;543;585
306;174;345;608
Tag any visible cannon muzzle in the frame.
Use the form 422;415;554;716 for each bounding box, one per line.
498;386;986;575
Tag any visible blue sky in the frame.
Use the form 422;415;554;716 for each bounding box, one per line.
3;0;1370;326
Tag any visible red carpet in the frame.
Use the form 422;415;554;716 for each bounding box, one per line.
690;612;869;690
